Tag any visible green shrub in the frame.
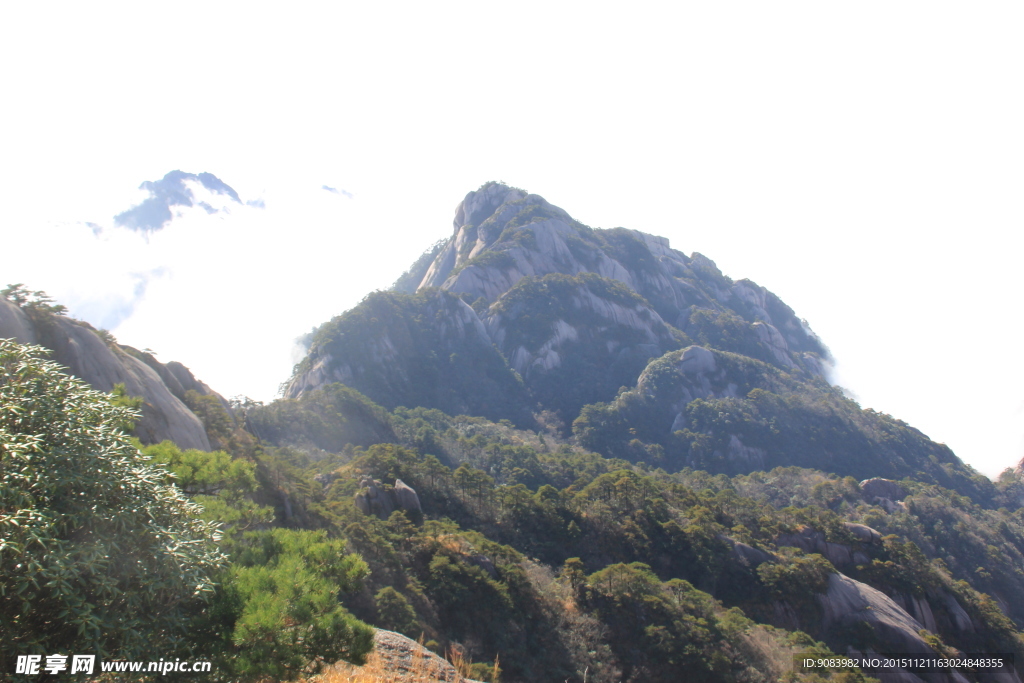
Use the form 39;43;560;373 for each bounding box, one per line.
0;339;225;666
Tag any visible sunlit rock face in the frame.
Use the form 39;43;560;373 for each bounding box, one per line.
0;298;215;450
419;183;829;376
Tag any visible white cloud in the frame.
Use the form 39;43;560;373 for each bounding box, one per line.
4;177;433;403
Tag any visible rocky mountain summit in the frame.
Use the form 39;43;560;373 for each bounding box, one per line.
286;183;980;485
419;182;827;371
289;183;827;412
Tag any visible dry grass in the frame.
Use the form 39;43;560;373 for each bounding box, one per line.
314;652;456;683
308;634;489;683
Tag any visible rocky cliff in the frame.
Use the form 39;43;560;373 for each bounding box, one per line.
420;182;828;372
0;298;216;450
288;183;829;424
285;184;986;485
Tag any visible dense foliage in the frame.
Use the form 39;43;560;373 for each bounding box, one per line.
0;340;224;670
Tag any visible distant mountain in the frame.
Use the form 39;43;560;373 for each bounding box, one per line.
114;170;245;233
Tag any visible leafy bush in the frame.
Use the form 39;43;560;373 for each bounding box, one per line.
0;339;225;667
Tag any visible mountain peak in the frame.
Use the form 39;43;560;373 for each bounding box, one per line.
290;184;835;440
413;184;828;375
114;170;243;233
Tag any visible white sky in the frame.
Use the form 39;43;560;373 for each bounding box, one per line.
1;3;1021;477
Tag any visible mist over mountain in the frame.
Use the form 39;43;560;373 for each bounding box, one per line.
2;169;422;403
114;170;246;233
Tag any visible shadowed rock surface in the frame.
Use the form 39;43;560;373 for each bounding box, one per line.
356;478;423;521
818;573;970;683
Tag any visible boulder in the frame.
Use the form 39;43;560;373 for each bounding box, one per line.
356;478;395;519
678;345;717;375
394;479;423;515
843;522;882;545
719;534;775;568
356;478;423;521
328;629;485;683
818;573;969;683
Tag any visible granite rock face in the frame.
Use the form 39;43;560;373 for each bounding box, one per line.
0;299;37;344
393;479;423;516
355;478;423;521
775;524;878;568
0;301;216;450
817;573;972;683
287;183;831;425
420;184;829;374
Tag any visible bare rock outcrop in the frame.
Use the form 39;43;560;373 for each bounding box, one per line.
843;522;883;545
416;184;829;378
891;591;939;634
285;183;832;426
818;573;968;683
325;629;484;683
1;304;214;450
356;478;423;521
393;479;422;515
718;534;775;568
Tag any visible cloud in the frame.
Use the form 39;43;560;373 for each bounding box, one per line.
321;184;353;198
3;171;428;404
113;170;243;232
